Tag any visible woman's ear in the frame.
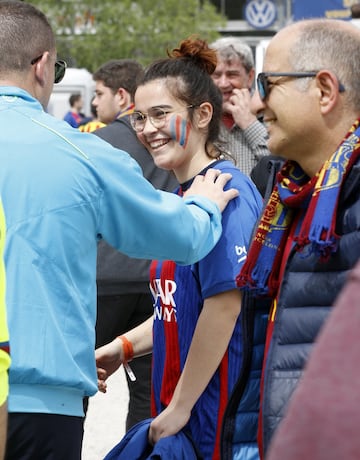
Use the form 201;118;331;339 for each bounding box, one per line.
196;102;213;129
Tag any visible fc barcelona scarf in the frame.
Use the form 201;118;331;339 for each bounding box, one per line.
236;119;360;297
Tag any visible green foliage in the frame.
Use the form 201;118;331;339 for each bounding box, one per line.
27;0;226;72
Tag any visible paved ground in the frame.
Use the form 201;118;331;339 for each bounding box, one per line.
82;368;129;459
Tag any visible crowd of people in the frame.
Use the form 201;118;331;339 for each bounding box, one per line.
1;1;360;460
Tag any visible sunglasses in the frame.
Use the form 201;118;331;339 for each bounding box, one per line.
257;71;346;101
31;54;67;84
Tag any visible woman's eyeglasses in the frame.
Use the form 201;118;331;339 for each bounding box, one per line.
31;54;67;84
130;106;195;133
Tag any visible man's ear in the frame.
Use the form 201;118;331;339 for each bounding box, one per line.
117;87;131;108
316;70;342;114
33;51;51;87
196;102;213;129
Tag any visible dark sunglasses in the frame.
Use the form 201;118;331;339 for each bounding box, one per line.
31;54;67;84
257;71;346;101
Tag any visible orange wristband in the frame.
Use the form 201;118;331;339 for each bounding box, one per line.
118;335;134;362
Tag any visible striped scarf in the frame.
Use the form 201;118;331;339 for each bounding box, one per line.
236;119;360;297
115;103;135;120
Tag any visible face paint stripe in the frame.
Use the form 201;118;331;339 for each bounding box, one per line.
176;116;181;142
179;119;187;146
169;114;191;148
170;116;176;138
170;116;178;144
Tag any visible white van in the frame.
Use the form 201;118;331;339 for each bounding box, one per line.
47;67;95;120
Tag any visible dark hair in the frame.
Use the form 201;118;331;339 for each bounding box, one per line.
0;1;55;75
69;94;81;107
93;59;144;101
139;37;223;158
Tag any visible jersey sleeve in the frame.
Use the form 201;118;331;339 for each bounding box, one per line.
194;169;262;299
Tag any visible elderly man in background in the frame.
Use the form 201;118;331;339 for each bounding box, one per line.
210;37;271;176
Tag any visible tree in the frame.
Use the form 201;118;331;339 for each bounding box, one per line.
28;0;226;72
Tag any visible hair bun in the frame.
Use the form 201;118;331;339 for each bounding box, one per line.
169;36;217;75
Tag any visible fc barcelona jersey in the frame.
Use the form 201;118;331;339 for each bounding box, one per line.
149;160;263;460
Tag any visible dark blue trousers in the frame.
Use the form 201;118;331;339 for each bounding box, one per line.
6;412;83;460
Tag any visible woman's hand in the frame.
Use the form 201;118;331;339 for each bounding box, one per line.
95;338;123;393
148;403;191;445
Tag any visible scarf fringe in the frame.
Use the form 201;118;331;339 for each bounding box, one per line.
236;265;273;296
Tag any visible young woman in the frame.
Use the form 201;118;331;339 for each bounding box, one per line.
96;37;263;460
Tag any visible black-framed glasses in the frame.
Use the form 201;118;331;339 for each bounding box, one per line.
257;71;346;101
31;54;67;84
130;106;195;133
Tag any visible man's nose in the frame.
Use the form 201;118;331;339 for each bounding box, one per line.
217;74;230;88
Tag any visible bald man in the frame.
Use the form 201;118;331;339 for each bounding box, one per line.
223;18;360;460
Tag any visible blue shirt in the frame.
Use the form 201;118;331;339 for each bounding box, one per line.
150;160;263;459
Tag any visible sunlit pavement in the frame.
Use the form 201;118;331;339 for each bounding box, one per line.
82;368;129;460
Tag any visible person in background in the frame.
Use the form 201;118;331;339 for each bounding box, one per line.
63;93;87;128
78;99;105;133
92;59;142;125
90;59;177;430
95;37;263;460
235;18;360;459
210;36;271;176
0;201;10;460
0;2;238;458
